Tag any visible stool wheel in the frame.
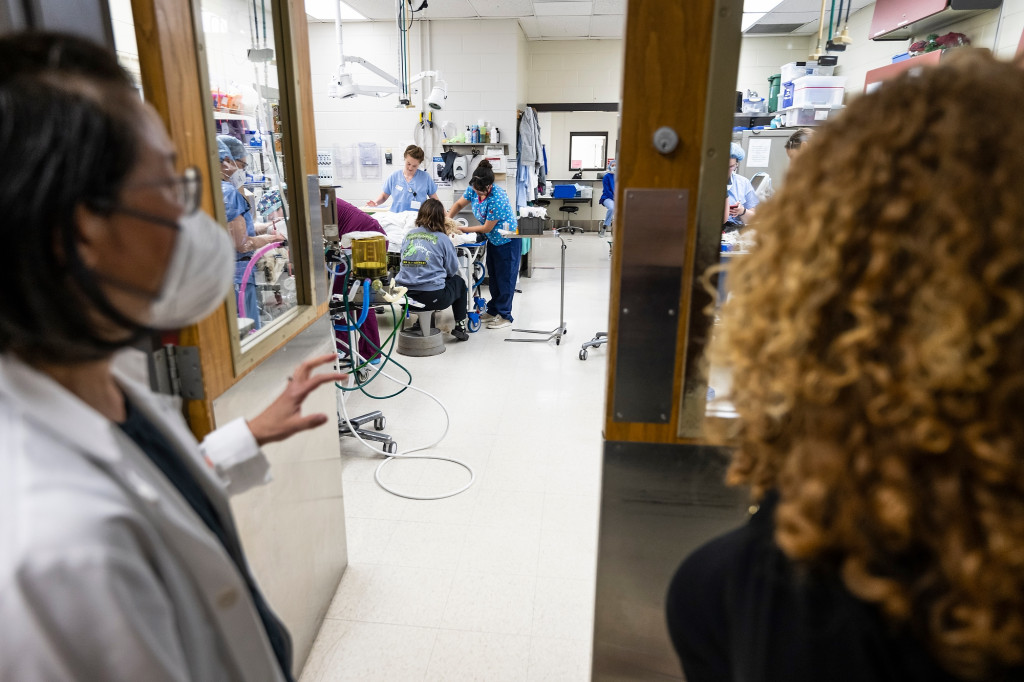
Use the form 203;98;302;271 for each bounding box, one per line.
373;417;386;430
579;349;588;360
384;441;398;454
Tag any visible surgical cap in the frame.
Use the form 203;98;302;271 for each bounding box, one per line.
729;142;745;161
217;134;246;161
217;138;232;161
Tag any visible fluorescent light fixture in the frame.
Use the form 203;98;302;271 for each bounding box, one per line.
742;0;784;12
741;12;767;30
305;0;367;22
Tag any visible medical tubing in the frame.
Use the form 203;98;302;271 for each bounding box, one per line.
330;266;411;392
237;240;283;321
335;353;475;501
339;300;413;399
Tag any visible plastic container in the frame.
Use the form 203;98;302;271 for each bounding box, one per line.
767;74;781;113
782;105;843;127
792;75;847;108
780;60;836;84
351;235;387;279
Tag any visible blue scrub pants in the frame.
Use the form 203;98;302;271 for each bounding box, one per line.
485;239;521;321
235;281;262;330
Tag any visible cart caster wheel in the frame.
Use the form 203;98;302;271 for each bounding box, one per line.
579;349;588;360
556;338;561;346
373;417;386;431
467;317;481;333
384;441;398;454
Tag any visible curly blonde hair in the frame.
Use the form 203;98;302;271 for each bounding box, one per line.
713;49;1024;680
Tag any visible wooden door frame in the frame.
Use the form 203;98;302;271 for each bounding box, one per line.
604;0;742;446
131;0;327;438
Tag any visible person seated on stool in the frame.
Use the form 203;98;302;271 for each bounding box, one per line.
600;158;616;230
335;197;389;362
395;199;470;341
723;142;758;233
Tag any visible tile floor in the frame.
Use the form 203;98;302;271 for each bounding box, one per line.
299;233;613;682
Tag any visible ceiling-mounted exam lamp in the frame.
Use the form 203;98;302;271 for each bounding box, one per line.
426;80;447;110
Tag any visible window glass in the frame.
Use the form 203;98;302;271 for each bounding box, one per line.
569;132;609;171
198;0;299;346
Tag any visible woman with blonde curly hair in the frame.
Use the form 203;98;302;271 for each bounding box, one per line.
666;49;1024;682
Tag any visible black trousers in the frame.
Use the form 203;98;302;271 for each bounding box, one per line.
407;274;467;322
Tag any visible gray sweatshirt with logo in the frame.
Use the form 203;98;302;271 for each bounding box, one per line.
395;227;459;290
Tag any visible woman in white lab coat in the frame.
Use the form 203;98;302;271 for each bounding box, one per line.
0;33;344;681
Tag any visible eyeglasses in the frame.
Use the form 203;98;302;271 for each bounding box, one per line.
122;165;202;214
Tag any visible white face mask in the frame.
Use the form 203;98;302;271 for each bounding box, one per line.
228;167;246;189
147;210;234;329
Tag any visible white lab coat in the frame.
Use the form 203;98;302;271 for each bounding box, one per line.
0;350;286;682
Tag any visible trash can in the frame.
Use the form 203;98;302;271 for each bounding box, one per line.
767;73;782;113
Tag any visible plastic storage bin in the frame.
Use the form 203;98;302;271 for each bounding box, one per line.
780;60;836;84
782;105;843;127
552;184;578;199
792;75;847;107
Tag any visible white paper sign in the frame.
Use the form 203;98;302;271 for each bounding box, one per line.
814;109;830;121
746;138;772;168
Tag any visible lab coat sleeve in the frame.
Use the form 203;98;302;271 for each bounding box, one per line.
199;417;271;496
5;545;189;682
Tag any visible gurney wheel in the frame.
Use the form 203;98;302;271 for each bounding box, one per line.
579;349;588;360
384;441;398;454
373;417;386;431
468;317;481;333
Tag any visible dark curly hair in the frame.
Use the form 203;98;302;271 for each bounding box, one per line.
711;49;1024;680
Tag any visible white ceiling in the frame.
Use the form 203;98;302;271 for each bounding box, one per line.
308;0;627;40
307;0;873;40
743;0;874;35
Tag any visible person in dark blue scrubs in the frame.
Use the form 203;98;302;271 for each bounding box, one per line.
447;160;519;329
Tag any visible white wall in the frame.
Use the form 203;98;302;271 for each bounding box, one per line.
308;19;522;206
526;39;624;103
735;36;814;98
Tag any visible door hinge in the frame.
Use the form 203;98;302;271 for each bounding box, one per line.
151;345;205;400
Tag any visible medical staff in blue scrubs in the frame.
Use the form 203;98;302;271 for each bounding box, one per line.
368;144;440;213
600;159;616;232
217;135;280;329
447;159;520;329
724;142;758;230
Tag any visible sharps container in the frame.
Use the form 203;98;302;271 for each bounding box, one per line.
351;235;387;280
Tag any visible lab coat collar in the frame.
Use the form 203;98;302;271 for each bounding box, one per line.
0;352;126;464
0;351;285;682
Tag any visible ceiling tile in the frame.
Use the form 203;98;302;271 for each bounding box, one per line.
535;1;593;17
519;16;542;37
588;14;623;37
417;0;480;17
593;0;625;14
538;15;591;36
468;0;533;16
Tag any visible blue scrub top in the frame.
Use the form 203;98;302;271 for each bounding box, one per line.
222;180;256;283
463;185;515;246
727;172;759;212
382;169;438;213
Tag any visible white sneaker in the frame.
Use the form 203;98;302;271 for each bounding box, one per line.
486;315;512;329
479;312;496;322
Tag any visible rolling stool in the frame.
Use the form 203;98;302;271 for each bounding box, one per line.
339;410;396;454
557;205;582;235
397;309;445;357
